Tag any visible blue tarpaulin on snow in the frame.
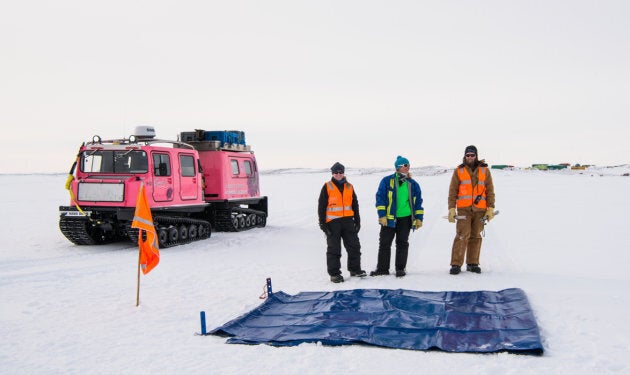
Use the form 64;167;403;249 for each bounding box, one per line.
209;287;543;354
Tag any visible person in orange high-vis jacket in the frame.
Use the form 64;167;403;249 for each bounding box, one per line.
447;145;495;275
318;162;365;283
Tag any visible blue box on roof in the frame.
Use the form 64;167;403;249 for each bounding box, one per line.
203;130;246;145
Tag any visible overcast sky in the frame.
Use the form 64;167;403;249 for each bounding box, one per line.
1;0;628;173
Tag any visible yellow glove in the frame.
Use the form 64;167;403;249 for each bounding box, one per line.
485;207;495;221
378;217;387;226
413;219;423;229
448;208;456;223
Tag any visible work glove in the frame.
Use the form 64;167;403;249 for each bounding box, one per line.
378;217;387;226
319;222;331;236
448;208;456;223
485;207;495;222
354;219;361;233
413;219;423;229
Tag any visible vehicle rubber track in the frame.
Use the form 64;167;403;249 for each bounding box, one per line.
213;208;267;232
59;217;117;245
125;216;211;248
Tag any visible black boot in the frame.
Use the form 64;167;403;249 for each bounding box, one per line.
350;270;367;277
330;274;344;283
449;265;461;275
370;269;390;276
466;264;481;273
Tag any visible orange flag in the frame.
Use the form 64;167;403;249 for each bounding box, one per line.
131;184;160;274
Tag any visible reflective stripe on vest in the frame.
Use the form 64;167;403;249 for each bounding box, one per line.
325;181;355;222
456;166;487;209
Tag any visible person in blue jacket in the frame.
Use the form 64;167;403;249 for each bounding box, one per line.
371;155;424;277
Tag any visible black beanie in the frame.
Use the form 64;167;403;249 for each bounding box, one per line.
331;162;345;174
465;145;478;155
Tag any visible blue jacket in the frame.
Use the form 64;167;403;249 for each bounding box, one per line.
375;173;424;228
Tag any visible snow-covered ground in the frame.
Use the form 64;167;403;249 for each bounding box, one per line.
1;165;629;374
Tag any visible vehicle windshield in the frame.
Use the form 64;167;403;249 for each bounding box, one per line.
81;150;148;173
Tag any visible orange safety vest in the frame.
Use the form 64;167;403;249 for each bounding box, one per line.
456;166;488;209
325;181;355;222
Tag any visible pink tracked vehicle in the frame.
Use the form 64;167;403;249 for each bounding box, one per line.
59;127;268;247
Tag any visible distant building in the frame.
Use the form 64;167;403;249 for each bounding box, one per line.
491;165;514;170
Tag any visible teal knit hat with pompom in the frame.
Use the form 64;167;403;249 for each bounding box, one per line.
395;155;409;168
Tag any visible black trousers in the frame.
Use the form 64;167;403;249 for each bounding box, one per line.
376;216;412;272
326;217;362;276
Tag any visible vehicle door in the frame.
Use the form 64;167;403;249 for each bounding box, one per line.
152;152;174;202
178;153;199;200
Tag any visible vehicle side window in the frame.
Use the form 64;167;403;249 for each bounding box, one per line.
180;154;196;177
230;160;239;175
153;153;171;176
244;160;253;176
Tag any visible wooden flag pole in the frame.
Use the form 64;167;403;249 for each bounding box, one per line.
136;237;142;307
132;183;160;307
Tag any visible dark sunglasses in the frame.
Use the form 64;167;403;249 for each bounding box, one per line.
398;163;409;168
333;171;344;175
465;154;476;157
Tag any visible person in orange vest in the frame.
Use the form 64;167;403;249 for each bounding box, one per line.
371;156;424;278
447;145;496;275
318;162;365;283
